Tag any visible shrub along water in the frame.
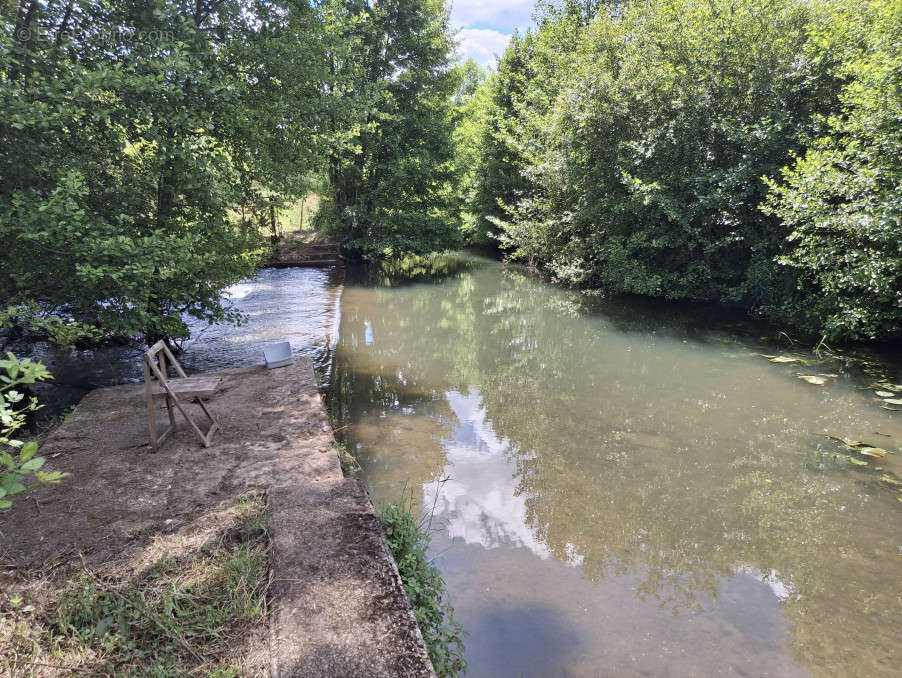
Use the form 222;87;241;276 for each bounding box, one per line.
456;0;901;344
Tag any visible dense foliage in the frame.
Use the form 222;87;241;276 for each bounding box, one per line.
460;0;900;342
316;0;462;258
1;0;462;343
4;0;899;344
763;0;902;340
1;0;320;342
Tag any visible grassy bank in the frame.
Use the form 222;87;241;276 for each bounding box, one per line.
327;404;466;677
1;494;270;676
379;499;467;678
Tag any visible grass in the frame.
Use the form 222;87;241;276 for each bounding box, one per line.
1;494;270;677
335;441;362;478
379;499;466;678
278;194;321;235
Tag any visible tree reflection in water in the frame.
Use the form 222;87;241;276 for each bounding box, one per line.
326;257;902;677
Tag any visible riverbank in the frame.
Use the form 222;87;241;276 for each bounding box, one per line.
0;361;435;676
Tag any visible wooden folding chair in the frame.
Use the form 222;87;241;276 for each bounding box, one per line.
143;340;221;451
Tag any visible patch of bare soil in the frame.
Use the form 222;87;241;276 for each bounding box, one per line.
0;361;434;677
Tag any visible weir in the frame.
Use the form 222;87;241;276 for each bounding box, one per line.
268;237;344;268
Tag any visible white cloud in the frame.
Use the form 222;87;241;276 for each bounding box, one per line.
449;0;534;31
456;28;512;66
421;390;582;565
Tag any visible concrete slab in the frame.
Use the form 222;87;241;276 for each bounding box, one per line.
0;360;434;677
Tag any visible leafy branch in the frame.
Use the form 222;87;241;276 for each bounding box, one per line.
0;352;67;510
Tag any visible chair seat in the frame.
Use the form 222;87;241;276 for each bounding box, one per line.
152;376;222;400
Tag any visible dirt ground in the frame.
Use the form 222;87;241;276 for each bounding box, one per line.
0;361;434;677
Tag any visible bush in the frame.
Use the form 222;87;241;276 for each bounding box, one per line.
762;0;902;341
0;353;66;511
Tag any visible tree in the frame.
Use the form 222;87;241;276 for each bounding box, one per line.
763;0;902;341
462;0;893;341
0;0;323;344
318;0;461;258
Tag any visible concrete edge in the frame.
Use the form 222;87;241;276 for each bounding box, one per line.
356;480;438;678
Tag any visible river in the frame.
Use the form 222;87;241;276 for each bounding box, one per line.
26;257;902;676
328;256;902;678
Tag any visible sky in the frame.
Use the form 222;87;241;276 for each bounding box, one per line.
451;0;535;67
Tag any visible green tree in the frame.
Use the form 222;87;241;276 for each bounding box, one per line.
318;0;461;258
461;0;902;342
464;33;534;246
0;0;322;344
763;0;902;341
499;0;829;296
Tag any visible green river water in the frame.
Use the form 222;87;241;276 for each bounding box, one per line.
326;256;902;677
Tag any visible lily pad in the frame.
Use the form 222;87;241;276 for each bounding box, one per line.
883;399;902;406
875;391;895;397
799;375;827;385
846;456;868;466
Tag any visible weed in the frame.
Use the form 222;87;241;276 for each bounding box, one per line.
1;494;270;676
335;441;362;477
379;499;466;678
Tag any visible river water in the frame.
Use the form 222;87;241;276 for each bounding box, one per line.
19;267;344;413
328;257;902;678
26;258;902;676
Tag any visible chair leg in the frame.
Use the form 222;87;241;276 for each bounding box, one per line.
166;394;218;449
196;398;218;447
167;395;176;429
144;358;158;451
196;398;215;424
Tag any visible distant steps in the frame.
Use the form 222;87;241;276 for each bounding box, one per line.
268;241;343;268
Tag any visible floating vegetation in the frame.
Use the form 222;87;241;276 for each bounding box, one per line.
865;381;902;411
825;435;892;459
825;435;868;449
799;375;827;385
822;435;902;494
763;354;801;363
858;447;888;459
797;373;838;385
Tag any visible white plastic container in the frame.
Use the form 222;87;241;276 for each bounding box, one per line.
264;341;293;369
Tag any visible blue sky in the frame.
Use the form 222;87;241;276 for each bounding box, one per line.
450;0;534;66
